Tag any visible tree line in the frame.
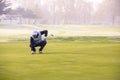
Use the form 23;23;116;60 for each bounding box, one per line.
0;0;120;25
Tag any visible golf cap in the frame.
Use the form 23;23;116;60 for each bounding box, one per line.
32;30;39;36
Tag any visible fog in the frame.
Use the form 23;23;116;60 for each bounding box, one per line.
0;0;120;25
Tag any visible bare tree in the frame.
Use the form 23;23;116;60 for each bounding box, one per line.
7;0;94;24
0;0;11;15
95;0;120;24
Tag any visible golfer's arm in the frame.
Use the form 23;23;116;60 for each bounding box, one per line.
30;37;34;45
40;30;48;37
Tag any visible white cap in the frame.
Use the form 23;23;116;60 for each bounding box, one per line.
32;30;39;36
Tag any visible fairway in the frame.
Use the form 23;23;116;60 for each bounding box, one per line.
0;41;120;80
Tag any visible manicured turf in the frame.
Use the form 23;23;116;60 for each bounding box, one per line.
0;41;120;80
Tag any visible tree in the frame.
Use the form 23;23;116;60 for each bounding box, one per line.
95;0;120;24
60;0;93;24
0;0;11;15
8;0;94;24
9;7;38;19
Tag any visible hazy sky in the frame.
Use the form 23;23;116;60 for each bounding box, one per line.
86;0;103;11
9;0;104;9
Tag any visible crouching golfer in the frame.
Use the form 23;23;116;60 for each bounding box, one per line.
30;30;48;54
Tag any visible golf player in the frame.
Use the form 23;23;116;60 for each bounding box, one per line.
30;30;48;54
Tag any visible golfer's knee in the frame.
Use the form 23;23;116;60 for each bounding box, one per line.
30;44;35;49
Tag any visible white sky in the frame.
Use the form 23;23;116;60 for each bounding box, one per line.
10;0;104;10
9;0;21;9
85;0;104;11
86;0;103;3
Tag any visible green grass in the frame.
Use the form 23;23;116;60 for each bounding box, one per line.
0;41;120;80
48;36;120;42
1;36;120;42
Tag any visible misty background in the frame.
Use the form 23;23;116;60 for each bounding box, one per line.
0;0;120;25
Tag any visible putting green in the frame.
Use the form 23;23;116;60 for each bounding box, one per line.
0;41;120;80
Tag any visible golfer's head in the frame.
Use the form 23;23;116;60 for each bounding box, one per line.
32;30;39;38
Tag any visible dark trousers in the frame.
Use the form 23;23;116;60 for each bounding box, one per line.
30;40;47;52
